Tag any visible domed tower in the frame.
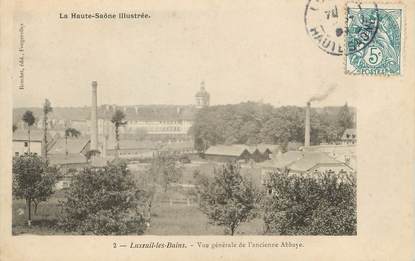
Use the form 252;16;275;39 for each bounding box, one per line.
195;81;210;108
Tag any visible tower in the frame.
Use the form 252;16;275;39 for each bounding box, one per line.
195;81;210;108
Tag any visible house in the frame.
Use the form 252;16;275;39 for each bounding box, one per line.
12;129;51;157
48;137;91;175
48;137;90;156
341;128;357;144
244;144;281;162
49;153;89;169
204;144;282;162
105;139;161;159
47;138;94;190
159;140;195;155
302;144;356;169
204;145;251;162
252;144;282;162
259;151;354;184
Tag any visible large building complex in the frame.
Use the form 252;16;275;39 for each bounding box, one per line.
12;81;210;162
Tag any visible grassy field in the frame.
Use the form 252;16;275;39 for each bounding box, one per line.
12;197;265;235
12;199;67;235
146;203;264;235
12;161;266;235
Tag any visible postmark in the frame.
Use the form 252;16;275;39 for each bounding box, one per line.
305;0;380;56
305;1;403;76
305;0;349;56
346;3;402;76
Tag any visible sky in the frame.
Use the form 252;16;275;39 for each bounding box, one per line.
12;1;357;108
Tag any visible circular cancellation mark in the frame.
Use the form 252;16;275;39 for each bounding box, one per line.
304;0;379;56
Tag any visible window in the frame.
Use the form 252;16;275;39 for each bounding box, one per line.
24;142;28;147
15;152;19;156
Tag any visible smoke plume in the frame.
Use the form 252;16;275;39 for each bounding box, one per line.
308;84;337;103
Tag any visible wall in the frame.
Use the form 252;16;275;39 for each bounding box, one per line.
98;119;193;136
204;154;239;162
12;140;42;156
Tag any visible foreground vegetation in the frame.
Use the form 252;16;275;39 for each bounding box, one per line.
13;158;356;236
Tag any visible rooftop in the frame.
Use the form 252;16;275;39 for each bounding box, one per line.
205;144;282;157
49;153;87;165
259;151;347;172
48;138;90;154
106;139;161;150
204;145;250;157
13;130;51;142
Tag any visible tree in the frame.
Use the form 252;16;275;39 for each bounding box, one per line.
262;170;356;235
111;109;127;157
22;110;36;153
12;154;58;226
32;166;59;215
42;99;53;160
337;103;355;134
12;124;18;132
58;160;149;235
192;102;356;148
85;149;101;162
196;163;259;235
64;128;81;156
146;154;183;192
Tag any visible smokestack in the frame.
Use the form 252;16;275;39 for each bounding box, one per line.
304;102;311;147
91;81;98;151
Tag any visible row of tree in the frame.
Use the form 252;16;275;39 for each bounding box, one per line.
191;102;355;152
13;153;356;235
12;153;151;233
195;163;356;235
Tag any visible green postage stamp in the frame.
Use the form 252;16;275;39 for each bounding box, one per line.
346;3;403;76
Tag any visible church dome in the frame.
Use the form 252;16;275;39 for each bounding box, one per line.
195;81;210;108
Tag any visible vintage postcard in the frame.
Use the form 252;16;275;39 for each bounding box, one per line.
0;0;414;260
